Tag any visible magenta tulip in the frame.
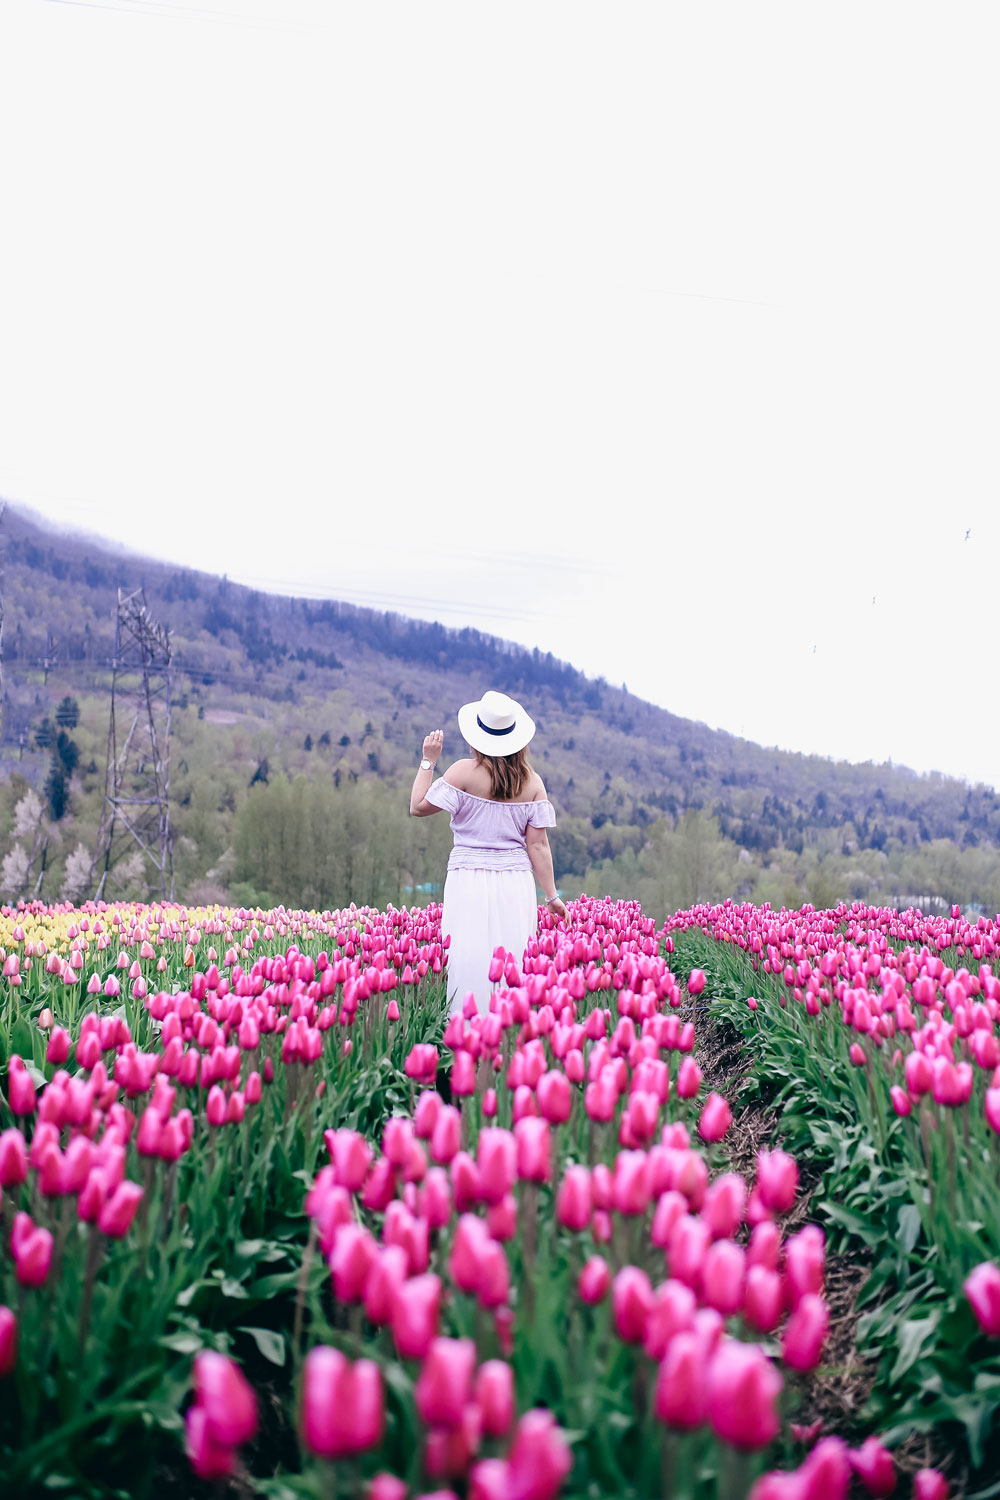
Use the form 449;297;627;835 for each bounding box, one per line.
301;1345;384;1457
965;1261;1000;1336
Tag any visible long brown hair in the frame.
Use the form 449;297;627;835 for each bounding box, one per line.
473;747;533;801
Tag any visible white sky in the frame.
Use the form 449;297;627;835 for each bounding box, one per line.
1;1;997;789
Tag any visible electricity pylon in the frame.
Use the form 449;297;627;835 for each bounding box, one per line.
92;588;174;901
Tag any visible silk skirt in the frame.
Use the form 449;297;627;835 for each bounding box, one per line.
440;867;538;1016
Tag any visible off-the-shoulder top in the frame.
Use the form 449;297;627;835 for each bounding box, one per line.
425;778;556;873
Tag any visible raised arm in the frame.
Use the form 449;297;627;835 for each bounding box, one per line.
410;731;444;816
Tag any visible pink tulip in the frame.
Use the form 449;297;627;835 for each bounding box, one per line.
514;1117;551;1183
369;1477;408;1500
477;1128;516;1205
701;1172;746;1238
913;1471;949;1500
984;1089;1000;1134
506;1409;572;1500
325;1128;374;1191
782;1292;829;1371
0;1128;28;1187
193;1351;258;1447
654;1330;707;1429
391;1273;442;1359
46;1027;71;1064
430;1107;462;1165
330;1223;378;1302
97;1181;144;1239
744;1265;783;1333
688;969;706;995
556;1164;591;1231
14;1222;54;1286
537;1070;572;1124
849;1435;896;1497
301;1346;384;1457
756;1149;798;1213
643;1278;696;1360
414;1089;443;1139
449;1213;491;1295
7;1058;37;1116
676;1057;703;1098
185;1404;235;1479
578;1256;611;1305
363;1244;408;1325
784;1224;825;1304
698;1092;732;1143
487;1194;517;1241
477;1240;511;1309
889;1086;912;1117
964;1261;1000;1336
0;1307;17;1376
415;1338;476;1430
612;1265;653;1344
705;1338;782;1449
799;1436;850;1499
702;1239;745;1316
475;1360;514;1437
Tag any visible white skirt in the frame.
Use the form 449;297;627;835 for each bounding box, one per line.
440;867;538;1017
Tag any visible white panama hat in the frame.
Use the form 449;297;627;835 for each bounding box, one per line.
457;690;536;757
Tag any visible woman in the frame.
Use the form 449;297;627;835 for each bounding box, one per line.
410;690;568;1015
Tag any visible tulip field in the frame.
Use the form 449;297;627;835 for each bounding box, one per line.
1;896;998;1498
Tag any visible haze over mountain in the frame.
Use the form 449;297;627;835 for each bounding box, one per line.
1;504;997;916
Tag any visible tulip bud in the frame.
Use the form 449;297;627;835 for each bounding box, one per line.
98;1181;144;1239
913;1470;949;1500
782;1292;829;1371
391;1273;441;1359
578;1255;611;1305
193;1350;258;1447
755;1149;798;1214
415;1338;476;1430
964;1261;1000;1337
705;1338;782;1449
612;1265;653;1344
698;1092;732;1143
0;1306;18;1376
506;1409;572;1500
301;1346;384;1457
556;1165;591;1231
654;1330;706;1429
475;1359;514;1437
848;1435;896;1498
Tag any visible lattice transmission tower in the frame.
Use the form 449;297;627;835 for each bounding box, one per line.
92;588;175;901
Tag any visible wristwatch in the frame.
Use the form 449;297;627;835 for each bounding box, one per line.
420;758;433;771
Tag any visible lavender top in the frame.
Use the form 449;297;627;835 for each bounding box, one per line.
426;778;556;873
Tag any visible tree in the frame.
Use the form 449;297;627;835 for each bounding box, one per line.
55;696;80;729
304;734;313;752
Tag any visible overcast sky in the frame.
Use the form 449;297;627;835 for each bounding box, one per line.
1;1;996;789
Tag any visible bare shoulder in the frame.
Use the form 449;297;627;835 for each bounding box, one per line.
443;759;476;788
527;772;548;802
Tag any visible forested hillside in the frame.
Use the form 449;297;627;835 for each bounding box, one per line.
1;504;998;917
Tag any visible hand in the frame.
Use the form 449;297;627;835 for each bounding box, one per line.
422;730;443;765
547;897;568;920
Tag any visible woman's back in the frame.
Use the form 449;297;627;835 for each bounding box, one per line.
426;759;555;867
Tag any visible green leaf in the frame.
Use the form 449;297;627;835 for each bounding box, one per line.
237;1326;286;1367
220;1277;249;1299
890;1313;940;1383
8;1016;34;1062
157;1332;203;1355
897;1204;922;1255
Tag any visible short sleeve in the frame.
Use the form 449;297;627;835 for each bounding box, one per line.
526;799;556;828
425;777;461;814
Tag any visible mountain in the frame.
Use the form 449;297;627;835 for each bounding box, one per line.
1;503;998;914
